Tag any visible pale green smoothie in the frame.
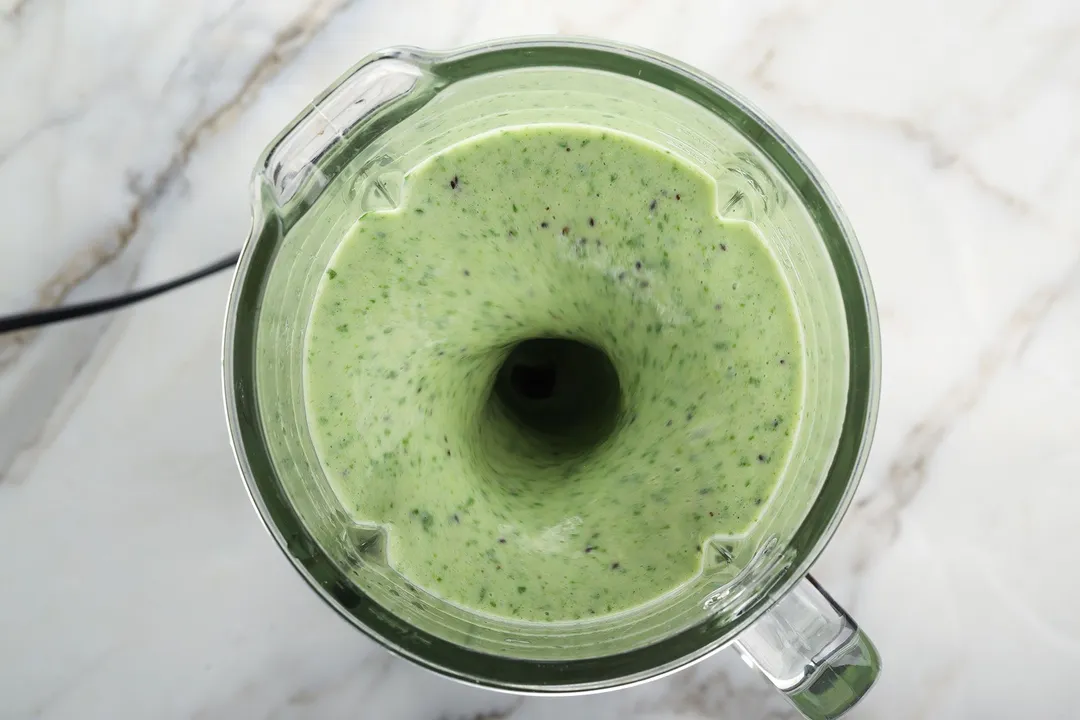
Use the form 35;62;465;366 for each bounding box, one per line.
305;125;802;622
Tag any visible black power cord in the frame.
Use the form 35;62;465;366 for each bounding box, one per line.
0;251;240;335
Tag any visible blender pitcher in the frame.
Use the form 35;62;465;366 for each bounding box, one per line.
223;37;882;720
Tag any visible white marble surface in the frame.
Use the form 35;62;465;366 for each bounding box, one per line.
1;0;1079;718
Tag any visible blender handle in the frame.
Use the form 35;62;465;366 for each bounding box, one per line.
733;575;881;719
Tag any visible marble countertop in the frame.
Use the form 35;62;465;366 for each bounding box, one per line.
2;0;1078;718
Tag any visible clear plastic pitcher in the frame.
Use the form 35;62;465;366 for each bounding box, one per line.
223;37;881;720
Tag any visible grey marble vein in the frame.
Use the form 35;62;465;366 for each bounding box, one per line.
0;0;362;481
784;105;1039;218
631;664;796;719
0;104;88;172
3;0;37;23
5;0;358;331
845;257;1080;588
435;699;524;720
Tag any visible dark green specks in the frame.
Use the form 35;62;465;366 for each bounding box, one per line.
410;508;435;532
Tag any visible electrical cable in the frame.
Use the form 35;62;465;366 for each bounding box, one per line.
0;251;240;335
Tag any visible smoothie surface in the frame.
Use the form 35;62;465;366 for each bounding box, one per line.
305;125;802;621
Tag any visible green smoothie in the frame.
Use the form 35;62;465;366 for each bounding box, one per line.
304;125;802;622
